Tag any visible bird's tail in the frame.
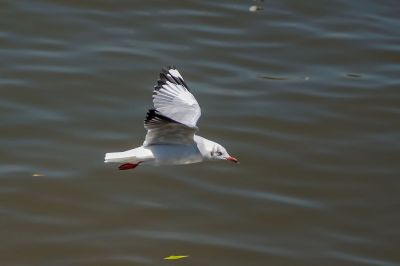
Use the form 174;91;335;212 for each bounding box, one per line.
104;151;136;163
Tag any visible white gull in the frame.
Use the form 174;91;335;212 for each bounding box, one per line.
104;66;238;170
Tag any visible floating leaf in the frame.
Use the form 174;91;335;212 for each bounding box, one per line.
164;255;189;260
32;173;44;177
346;73;362;78
249;5;263;12
259;75;288;80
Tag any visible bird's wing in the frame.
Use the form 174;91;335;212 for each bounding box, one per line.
152;65;201;128
142;66;201;146
143;109;197;146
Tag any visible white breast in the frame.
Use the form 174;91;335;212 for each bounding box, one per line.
145;144;203;165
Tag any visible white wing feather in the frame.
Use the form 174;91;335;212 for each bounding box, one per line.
143;109;197;146
152;66;201;128
143;67;201;146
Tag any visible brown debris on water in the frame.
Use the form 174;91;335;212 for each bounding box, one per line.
259;75;288;80
346;73;362;78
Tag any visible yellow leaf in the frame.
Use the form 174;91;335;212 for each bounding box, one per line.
32;173;44;177
163;255;189;260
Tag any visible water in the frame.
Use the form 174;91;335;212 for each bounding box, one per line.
1;0;399;265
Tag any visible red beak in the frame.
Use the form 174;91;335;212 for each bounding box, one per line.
226;156;239;163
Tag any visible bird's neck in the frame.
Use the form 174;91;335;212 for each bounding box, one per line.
194;135;215;160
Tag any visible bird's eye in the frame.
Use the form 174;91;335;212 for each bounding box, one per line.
211;151;223;157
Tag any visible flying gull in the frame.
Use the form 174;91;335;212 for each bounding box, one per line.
104;66;238;170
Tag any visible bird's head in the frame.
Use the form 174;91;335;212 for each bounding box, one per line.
209;142;239;164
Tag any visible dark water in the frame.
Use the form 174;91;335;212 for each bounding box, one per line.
1;0;399;265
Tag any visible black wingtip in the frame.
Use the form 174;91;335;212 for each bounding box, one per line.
162;65;177;71
154;65;190;92
144;109;177;126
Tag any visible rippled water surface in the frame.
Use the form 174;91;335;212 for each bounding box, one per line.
1;1;400;265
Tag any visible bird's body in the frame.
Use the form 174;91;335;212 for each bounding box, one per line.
105;135;212;166
104;66;238;170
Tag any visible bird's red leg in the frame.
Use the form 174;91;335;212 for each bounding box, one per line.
118;162;140;170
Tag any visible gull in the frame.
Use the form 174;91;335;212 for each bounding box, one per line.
104;66;238;170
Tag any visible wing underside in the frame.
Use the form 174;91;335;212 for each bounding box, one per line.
152;66;201;128
143;109;197;146
143;66;201;146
